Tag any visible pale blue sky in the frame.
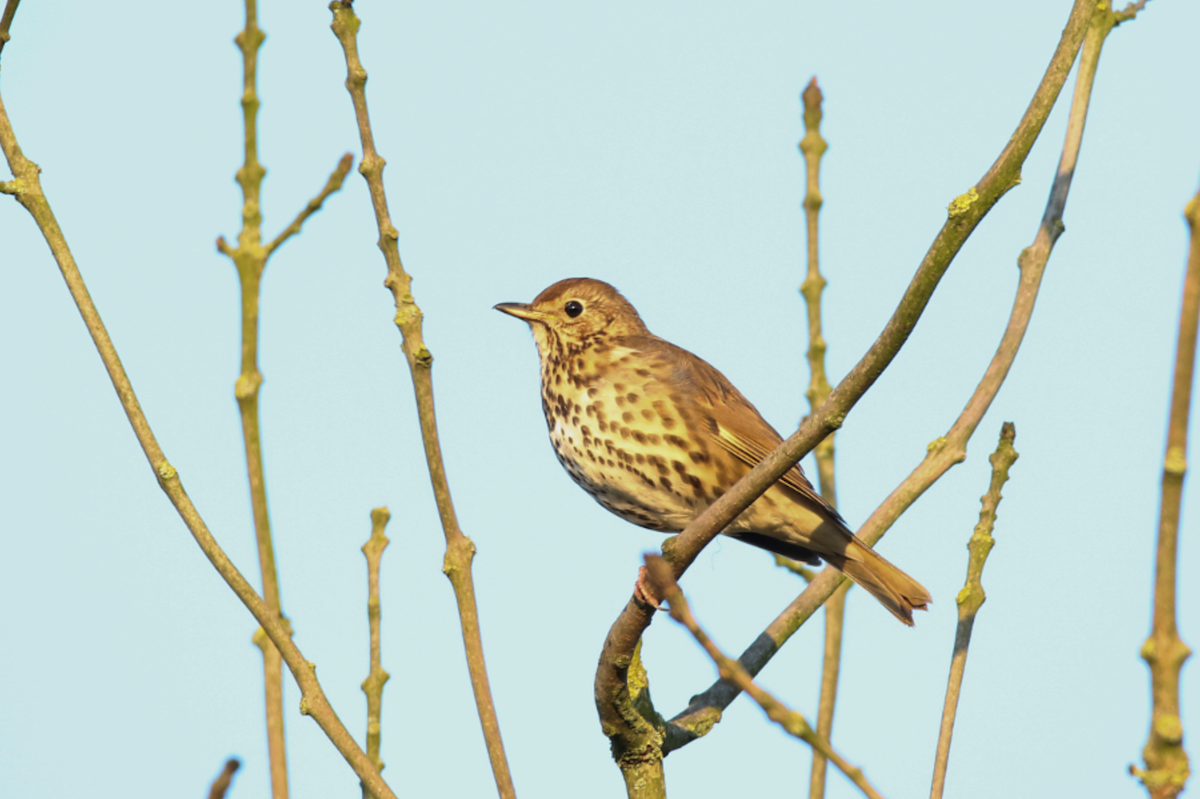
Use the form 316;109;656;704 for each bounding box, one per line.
2;2;1197;798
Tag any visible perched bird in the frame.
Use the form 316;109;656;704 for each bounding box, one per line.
495;278;930;625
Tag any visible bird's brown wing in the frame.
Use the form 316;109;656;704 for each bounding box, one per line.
629;334;847;527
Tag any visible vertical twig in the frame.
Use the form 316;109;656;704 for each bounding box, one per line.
1130;180;1199;798
643;556;885;799
213;5;354;797
929;423;1018;799
797;76;846;799
328;5;517;798
361;507;392;798
1;10;389;799
207;758;242;799
220;8;288;795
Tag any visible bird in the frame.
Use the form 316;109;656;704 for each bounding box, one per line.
495;277;930;625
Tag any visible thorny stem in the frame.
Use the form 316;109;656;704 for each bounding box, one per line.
362;508;392;798
1129;177;1198;799
930;423;1018;799
797;76;846;799
596;0;1097;763
644;557;885;799
212;5;353;797
328;5;516;798
0;16;392;799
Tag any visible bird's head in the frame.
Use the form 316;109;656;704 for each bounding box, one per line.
495;278;649;355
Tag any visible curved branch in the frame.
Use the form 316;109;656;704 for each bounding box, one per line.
665;0;1125;748
601;0;1097;763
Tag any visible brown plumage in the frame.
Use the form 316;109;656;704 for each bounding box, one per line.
496;277;930;625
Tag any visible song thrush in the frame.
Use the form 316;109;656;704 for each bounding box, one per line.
496;278;930;625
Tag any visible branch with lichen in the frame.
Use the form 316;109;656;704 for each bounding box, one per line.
361;507;392;798
0;18;395;799
796;76;846;799
643;556;884;799
930;423;1018;799
662;0;1134;750
327;5;516;798
1129;183;1199;799
599;0;1097;771
211;5;355;797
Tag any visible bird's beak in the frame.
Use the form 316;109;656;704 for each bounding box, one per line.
494;302;549;324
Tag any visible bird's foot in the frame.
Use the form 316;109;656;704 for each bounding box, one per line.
634;565;665;611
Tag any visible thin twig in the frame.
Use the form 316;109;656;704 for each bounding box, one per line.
930;423;1018;799
773;555;817;583
644;556;885;799
797;76;845;799
207;758;242;799
327;5;517;798
267;153;355;256
664;0;1119;750
0;23;397;799
361;507;392;798
1129;177;1198;799
221;7;290;795
216;8;354;795
597;0;1096;765
0;0;19;60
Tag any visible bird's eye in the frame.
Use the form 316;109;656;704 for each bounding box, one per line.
564;300;584;318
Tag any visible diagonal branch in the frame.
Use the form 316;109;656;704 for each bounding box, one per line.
664;0;1132;749
0;0;19;60
207;758;242;799
266;153;354;256
644;556;884;799
667;0;1132;748
328;4;517;798
0;17;396;799
597;0;1097;769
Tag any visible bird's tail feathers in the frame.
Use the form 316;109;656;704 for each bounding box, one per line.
823;536;931;626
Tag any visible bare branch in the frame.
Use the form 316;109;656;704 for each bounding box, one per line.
0;40;399;799
328;4;517;797
930;423;1018;799
0;0;20;60
266;152;355;256
1130;160;1198;799
362;507;392;797
601;0;1098;759
207;758;242;799
797;76;846;799
644;556;885;799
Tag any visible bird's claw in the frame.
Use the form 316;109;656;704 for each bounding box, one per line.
634;565;665;611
